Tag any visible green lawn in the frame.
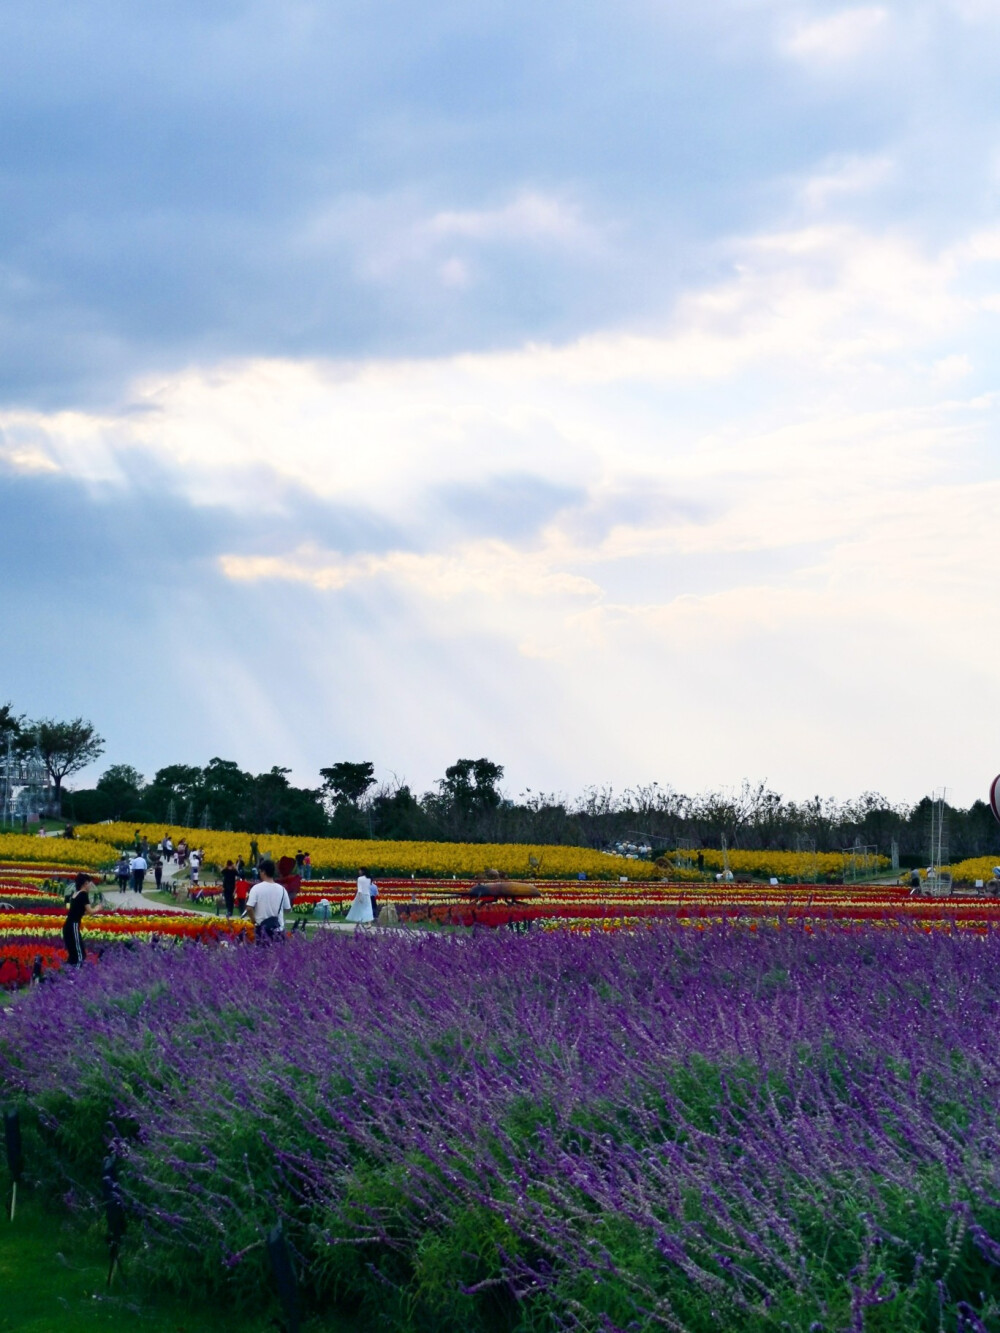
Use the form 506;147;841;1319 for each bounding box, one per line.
143;888;222;915
0;1191;276;1332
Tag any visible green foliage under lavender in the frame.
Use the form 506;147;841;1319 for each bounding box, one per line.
3;925;1000;1331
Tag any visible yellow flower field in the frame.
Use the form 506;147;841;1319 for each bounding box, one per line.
944;856;1000;884
690;848;889;879
74;822;663;880
10;821;892;881
0;832;119;868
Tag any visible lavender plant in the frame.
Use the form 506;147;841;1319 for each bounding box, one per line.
3;923;1000;1332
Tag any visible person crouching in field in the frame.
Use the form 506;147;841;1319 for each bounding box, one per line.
63;872;98;967
245;859;291;942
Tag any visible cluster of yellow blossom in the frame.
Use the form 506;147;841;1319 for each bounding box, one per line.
0;833;119;868
944;856;1000;884
73;822;663;880
677;848;889;879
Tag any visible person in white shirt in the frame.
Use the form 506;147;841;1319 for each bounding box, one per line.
245;859;291;941
189;848;202;885
129;853;148;894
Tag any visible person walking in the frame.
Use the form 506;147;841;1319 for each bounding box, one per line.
130;850;148;894
249;839;259;869
303;851;312;880
115;853;130;893
245;859;291;942
369;874;381;920
164;833;174;862
153;856;164;892
63;872;97;966
346;867;375;924
221;859;238;918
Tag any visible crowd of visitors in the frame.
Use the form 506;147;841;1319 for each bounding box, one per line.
65;836;377;964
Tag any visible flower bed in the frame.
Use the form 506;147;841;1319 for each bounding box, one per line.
0;872;250;985
290;878;1000;931
73;823;661;880
3;925;1000;1331
0;837;118;869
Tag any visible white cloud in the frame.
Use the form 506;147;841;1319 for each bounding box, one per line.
219;542;603;601
930;352;973;382
948;0;1000;20
6;211;1000;799
0;441;59;473
800;155;894;211
782;7;888;61
426;193;595;246
300;189;603;289
0;221;972;506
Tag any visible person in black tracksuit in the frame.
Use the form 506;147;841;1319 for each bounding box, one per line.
221;859;238;918
63;873;96;966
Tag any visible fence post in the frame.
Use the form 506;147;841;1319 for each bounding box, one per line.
4;1108;22;1221
102;1155;126;1286
267;1221;300;1333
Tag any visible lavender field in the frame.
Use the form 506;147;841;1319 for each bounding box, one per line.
3;925;1000;1332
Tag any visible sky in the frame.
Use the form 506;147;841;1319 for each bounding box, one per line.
2;0;1000;807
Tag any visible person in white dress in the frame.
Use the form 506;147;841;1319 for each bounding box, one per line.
346;866;374;924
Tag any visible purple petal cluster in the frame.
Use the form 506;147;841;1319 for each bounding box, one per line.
3;924;1000;1332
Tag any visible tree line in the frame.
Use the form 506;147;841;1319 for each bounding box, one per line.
4;704;998;860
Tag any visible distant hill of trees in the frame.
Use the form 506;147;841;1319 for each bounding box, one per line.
8;701;998;860
66;763;1000;865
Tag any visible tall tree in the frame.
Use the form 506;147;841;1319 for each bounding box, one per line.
0;702;24;751
32;717;105;808
441;758;505;817
320;762;376;807
95;764;145;819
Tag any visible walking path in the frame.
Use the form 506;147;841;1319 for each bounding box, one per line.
99;889;387;933
100;888;202;914
101;854;202;913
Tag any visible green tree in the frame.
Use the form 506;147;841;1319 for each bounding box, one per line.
95;764;145;819
144;764;205;823
369;782;430;840
0;702;24;752
31;718;105;809
319;762;376;807
441;758;505;817
201;758;253;828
